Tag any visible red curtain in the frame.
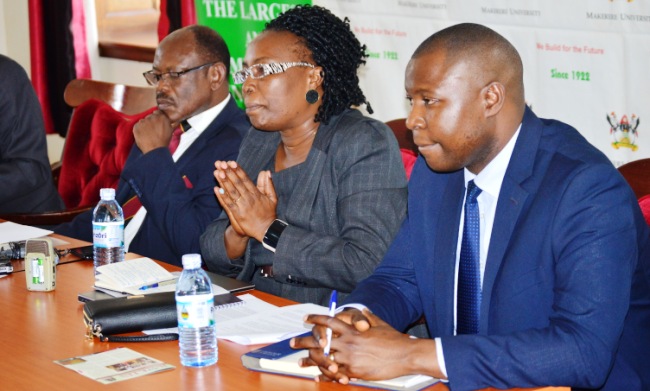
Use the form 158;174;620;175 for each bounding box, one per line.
28;0;90;136
71;0;91;79
28;0;54;134
158;0;197;42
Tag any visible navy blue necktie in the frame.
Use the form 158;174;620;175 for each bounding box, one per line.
457;180;482;335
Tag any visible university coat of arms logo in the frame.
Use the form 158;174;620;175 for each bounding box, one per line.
607;112;639;151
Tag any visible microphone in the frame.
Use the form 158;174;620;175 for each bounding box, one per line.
0;241;26;260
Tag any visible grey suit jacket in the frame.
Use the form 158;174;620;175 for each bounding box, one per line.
200;109;408;306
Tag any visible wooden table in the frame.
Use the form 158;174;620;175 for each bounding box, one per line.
0;234;567;391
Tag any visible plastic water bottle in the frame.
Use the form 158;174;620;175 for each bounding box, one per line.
176;253;217;367
92;188;124;274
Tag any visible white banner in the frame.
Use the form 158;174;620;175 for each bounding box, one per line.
315;0;650;164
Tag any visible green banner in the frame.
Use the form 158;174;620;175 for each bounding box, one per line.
195;0;312;108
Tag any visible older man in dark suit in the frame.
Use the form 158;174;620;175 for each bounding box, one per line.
56;25;248;266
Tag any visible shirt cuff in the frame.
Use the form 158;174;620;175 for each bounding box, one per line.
435;337;448;379
338;303;367;313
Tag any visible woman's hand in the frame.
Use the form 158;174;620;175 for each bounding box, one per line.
212;161;278;242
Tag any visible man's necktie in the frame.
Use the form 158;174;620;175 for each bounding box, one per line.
122;120;190;221
457;180;482;335
168;121;189;155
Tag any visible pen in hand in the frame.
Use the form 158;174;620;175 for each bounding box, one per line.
324;290;338;356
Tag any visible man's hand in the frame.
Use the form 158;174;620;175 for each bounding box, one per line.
292;308;443;384
132;110;175;154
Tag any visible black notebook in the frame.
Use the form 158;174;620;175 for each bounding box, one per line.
79;290;243;310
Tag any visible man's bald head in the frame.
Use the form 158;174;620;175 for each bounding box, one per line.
413;23;525;108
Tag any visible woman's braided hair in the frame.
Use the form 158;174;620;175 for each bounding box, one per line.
265;5;373;124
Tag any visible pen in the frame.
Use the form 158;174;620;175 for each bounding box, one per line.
324;290;338;356
139;283;159;291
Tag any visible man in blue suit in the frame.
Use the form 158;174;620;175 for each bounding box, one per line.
56;25;248;266
294;23;650;390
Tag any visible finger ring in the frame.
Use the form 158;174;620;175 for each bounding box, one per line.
234;196;242;203
329;354;335;362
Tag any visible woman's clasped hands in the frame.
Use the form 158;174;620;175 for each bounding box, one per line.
213;160;278;243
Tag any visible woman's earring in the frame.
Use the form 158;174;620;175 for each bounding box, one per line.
306;89;319;104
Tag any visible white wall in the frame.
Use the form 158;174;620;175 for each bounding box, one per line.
0;0;30;71
0;0;6;55
0;0;150;163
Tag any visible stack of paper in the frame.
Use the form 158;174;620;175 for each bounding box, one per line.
94;257;176;295
144;294;327;345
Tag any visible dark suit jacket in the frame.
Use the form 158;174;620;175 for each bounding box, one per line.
0;54;64;214
56;97;249;266
346;107;650;391
201;109;408;306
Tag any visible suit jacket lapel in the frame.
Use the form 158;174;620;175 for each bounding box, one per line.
431;172;464;335
480;106;540;333
282;111;341;227
175;97;239;168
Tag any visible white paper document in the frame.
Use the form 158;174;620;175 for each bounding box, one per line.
95;270;230;297
94;257;176;295
54;347;174;384
0;221;52;243
144;294;327;345
217;301;328;345
215;293;278;321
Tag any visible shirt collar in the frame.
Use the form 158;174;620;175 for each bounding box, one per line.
184;95;231;135
464;124;522;198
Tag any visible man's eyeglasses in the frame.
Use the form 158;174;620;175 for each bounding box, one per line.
143;62;216;86
233;62;315;84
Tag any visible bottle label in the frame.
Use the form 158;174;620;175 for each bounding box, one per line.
92;221;124;248
176;294;215;329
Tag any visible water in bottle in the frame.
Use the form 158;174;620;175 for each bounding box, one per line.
92;188;124;274
176;253;217;367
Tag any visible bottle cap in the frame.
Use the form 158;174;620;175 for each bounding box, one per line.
181;253;202;269
99;188;116;200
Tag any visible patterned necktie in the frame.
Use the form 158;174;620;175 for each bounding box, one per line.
123;120;190;221
168;121;189;155
457;180;482;334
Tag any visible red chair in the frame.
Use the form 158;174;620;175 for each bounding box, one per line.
618;158;650;226
57;99;155;209
0;79;155;225
385;118;418;179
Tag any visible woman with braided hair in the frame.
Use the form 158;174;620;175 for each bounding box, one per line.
200;5;407;306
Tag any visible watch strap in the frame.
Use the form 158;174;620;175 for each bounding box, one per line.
262;219;288;253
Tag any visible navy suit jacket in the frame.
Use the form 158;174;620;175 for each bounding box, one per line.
56;97;249;266
0;54;64;214
346;107;650;391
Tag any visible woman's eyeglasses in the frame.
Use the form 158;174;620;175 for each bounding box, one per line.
143;62;216;86
233;62;315;84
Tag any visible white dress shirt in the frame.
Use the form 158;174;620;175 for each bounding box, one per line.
435;125;521;377
124;96;231;250
341;125;522;379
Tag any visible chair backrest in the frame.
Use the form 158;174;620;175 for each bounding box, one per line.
618;158;650;226
58;79;156;208
64;79;156;116
618;158;650;200
385;118;418;179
